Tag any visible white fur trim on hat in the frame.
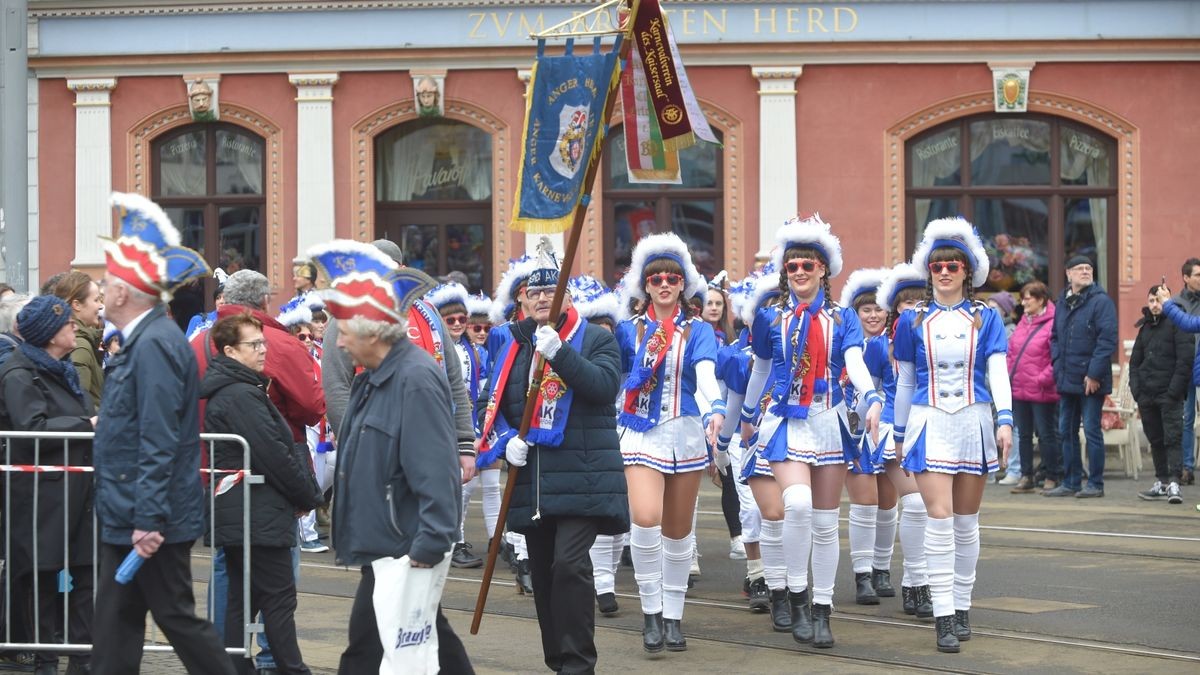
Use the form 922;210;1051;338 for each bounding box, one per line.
465;293;493;319
877;262;927;313
911;217;990;288
741;273;782;327
576;289;622;323
838;267;890;309
277;303;313;328
622;232;705;305
426;281;470;312
491;256;539;324
772;213;843;279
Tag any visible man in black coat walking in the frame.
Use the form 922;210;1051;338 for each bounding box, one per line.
482;242;629;674
202;313;325;674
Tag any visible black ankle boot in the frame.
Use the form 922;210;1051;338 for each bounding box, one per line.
901;586;917;615
769;588;792;632
664;618;687;651
871;568;895;597
854;572;879;605
642;612;665;653
515;559;534;595
789;589;813;643
935;615;960;653
915;584;934;618
811;603;835;648
953;609;971;641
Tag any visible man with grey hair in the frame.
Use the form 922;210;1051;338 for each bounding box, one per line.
0;294;31;367
92;192;232;674
323;240;477;481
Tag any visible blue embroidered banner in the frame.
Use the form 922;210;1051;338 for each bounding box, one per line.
511;37;622;233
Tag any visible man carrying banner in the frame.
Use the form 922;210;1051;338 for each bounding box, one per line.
308;240;473;675
479;239;628;673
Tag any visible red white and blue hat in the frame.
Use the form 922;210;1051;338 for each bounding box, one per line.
619;232;706;307
838;267;891;309
103;192;210;301
425;281;470;313
772;213;843;279
306;239;436;324
876;262;927;313
911;217;990;288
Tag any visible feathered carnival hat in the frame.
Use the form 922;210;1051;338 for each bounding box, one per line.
620;232;706;306
103;192;211;302
910;217;990;288
465;292;494;320
306;239;436;324
876;262;927;313
772;212;843;279
491;254;539;325
725;274;754;324
741;262;782;327
277;291;325;328
838;267;891;309
569;274;620;324
425;281;470;314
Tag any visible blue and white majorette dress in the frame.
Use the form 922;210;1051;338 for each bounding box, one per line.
616;309;721;474
847;333;897;475
742;290;882;467
892;300;1010;475
716;329;775;481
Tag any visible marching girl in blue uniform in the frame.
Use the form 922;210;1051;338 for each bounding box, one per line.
872;262;935;618
615;233;725;653
891;217;1013;653
738;214;883;649
479;255;539;595
570;275;629;616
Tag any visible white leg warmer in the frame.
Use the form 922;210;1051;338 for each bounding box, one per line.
480;469;501;539
298;510;317;543
506;531;528;561
590;534;617;595
811;508;840;606
953;512;980;612
898;493;928;588
758;519;786;591
781;484;813;592
925;516;955;618
873;505;898;571
746;557;765;582
630;524;664;615
459;474;480;543
662;535;693;621
848;504;878;574
731;444;762;544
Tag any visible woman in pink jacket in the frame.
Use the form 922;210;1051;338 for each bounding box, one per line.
1007;281;1062;493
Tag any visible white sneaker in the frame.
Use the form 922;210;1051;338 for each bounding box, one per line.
997;473;1020;486
729;535;747;560
1167;482;1183;505
690;549;701;576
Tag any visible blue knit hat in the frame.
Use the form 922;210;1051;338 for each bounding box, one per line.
17;295;72;347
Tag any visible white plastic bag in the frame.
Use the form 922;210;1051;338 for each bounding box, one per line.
371;552;452;675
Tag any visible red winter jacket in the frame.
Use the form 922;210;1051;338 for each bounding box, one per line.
191;304;326;442
1007;301;1059;404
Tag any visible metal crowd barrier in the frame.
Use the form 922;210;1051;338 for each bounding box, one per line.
0;430;259;663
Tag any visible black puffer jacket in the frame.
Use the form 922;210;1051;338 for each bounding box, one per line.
1130;307;1193;403
491;318;629;536
201;355;323;548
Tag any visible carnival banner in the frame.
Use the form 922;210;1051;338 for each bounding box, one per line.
630;0;718;153
621;44;682;184
511;38;623;233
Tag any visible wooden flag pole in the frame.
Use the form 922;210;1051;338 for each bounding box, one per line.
471;0;640;635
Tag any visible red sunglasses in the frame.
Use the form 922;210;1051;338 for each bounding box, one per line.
468;324;490;334
928;261;964;275
785;259;822;274
443;313;468;326
645;273;683;287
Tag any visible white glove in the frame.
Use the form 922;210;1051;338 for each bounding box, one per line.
713;448;731;476
534;324;562;360
505;436;529;467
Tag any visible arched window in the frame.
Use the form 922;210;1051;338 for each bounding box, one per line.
153;123;265;327
906;114;1116;295
602;126;724;284
374;118;493;292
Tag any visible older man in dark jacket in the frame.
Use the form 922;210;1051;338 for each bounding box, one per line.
1048;255;1118;498
92;282;232;671
483;246;629;675
203;313;324;674
1130;286;1192;504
